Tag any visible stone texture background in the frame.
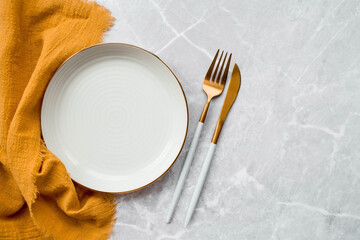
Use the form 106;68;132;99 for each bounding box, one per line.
96;0;360;239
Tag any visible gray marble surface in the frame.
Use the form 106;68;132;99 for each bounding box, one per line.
96;0;360;239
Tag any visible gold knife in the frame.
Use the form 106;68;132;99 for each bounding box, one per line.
184;64;241;227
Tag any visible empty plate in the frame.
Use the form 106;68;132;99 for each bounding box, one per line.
41;43;188;193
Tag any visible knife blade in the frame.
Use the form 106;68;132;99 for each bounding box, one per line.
211;63;241;143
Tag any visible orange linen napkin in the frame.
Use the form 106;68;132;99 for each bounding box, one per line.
0;0;116;239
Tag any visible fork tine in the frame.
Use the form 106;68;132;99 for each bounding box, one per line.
215;52;228;84
211;51;224;82
205;49;219;80
220;53;232;86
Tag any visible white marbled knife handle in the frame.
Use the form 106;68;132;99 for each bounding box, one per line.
166;122;204;223
184;142;216;227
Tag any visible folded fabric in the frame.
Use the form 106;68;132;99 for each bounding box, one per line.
0;0;116;239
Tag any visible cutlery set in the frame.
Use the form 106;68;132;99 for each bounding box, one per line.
167;50;242;227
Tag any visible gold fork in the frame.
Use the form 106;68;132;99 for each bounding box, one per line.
200;50;232;122
166;50;231;223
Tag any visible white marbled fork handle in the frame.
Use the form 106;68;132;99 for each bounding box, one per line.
183;142;216;227
166;122;203;223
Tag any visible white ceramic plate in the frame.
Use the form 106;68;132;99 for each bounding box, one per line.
41;43;188;193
